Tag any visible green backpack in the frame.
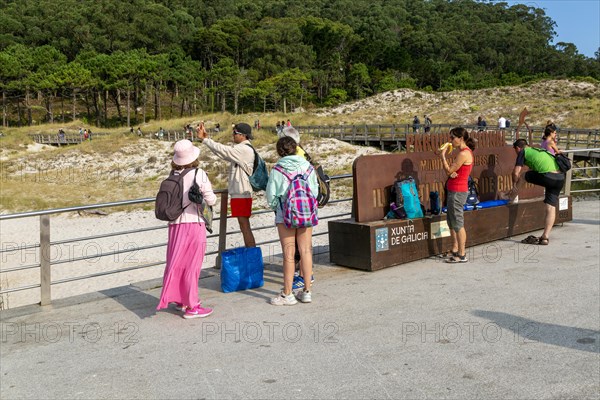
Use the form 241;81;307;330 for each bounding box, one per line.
243;144;268;191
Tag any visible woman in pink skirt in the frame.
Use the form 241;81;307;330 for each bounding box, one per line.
156;139;217;319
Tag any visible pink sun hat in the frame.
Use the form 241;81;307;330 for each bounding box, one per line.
172;139;200;165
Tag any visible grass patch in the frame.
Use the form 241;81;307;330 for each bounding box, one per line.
0;131;35;151
0;170;160;212
325;166;353;176
75;133;142;155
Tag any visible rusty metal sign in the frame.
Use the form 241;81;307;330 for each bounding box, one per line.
352;143;543;222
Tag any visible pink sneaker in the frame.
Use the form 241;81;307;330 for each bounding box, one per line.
183;305;213;319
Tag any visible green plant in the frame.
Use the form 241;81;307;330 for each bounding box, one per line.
324;89;349;107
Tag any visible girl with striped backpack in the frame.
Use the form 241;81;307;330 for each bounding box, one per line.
266;136;319;306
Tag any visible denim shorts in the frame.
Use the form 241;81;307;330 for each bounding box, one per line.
274;203;284;225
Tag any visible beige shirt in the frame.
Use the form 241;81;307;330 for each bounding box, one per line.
203;138;254;198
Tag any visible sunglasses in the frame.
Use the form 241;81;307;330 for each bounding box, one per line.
233;130;244;136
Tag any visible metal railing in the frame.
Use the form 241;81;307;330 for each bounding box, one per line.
0;175;353;307
2;148;598;308
562;148;600;195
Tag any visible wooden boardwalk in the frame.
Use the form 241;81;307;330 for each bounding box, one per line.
31;124;600;155
31;132;111;145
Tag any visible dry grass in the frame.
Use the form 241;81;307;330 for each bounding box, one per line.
1;79;598;213
0;172;160;211
312;79;600;128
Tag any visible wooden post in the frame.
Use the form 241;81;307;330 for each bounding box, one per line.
563;152;574;195
215;191;229;269
40;215;51;306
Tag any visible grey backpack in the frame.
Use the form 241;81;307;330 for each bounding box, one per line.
155;168;194;221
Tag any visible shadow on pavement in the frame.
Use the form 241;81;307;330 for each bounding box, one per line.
99;287;158;319
99;269;218;319
570;218;600;226
472;310;600;353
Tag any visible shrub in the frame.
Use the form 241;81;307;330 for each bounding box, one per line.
324;89;348;107
500;72;522;86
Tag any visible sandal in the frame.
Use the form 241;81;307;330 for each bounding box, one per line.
521;235;539;244
446;255;468;263
538;237;549;245
438;250;459;259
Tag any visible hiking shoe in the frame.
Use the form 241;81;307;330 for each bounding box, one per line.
437;251;459;259
292;275;315;290
183;305;213;319
445;255;468;264
270;291;298;306
295;290;312;303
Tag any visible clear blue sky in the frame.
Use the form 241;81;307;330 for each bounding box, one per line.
501;0;600;58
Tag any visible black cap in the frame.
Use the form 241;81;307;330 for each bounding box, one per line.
233;123;253;140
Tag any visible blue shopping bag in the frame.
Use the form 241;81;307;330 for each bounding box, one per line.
220;247;264;293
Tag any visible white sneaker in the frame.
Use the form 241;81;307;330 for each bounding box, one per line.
270;291;298;306
295;290;312;303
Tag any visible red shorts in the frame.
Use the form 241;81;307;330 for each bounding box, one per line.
231;198;252;217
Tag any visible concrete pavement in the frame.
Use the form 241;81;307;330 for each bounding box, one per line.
1;199;599;399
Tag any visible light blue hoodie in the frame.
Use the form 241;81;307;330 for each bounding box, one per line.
266;155;319;211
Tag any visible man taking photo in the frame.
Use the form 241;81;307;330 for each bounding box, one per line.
198;122;256;247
